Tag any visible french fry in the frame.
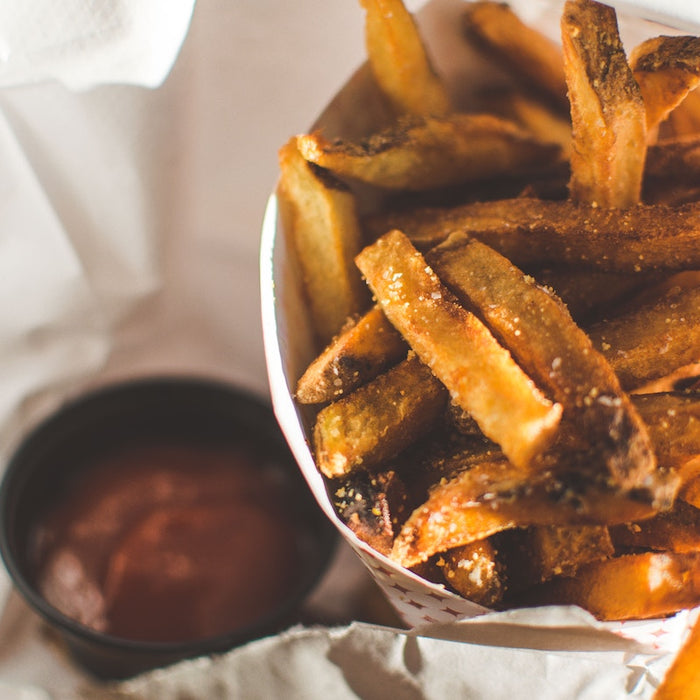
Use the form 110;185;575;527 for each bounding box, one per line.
436;539;507;608
295;305;406;404
296;113;562;192
332;468;410;556
610;500;700;554
363;197;700;273
391;457;662;568
644;135;700;204
359;0;451;118
561;0;647;207
428;233;657;491
664;87;700;138
511;552;700;620
655;615;700;699
588;285;700;391
355;230;562;470
277;138;367;346
312;352;447;478
629;36;700;136
461;1;568;112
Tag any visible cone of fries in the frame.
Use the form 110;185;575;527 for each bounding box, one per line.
261;0;700;680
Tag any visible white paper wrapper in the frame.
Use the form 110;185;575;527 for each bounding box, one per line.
261;0;700;648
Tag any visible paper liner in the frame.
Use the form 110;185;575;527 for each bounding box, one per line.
260;0;700;648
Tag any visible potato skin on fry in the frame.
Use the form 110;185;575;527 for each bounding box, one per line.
561;0;647;207
297;114;562;191
356;230;562;471
295;305;407;404
313;353;447;478
428;233;657;492
363;198;700;273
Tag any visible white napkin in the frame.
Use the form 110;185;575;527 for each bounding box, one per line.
0;0;196;90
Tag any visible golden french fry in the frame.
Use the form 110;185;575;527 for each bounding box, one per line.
436;539;507;608
629;36;700;136
391;457;661;569
355;230;562;470
295;305;407;404
655;615;700;700
278;138;367;345
312;353;447;478
512;552;700;620
561;0;647;207
359;0;451;118
428;233;657;491
461;1;568;111
588;285;700;391
664;87;700;138
633;392;700;479
610;500;700;554
297;113;561;192
363;197;700;273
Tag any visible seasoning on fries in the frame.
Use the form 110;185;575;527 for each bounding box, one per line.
278;0;700;660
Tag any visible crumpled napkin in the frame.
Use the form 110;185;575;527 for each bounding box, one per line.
0;0;195;447
0;0;196;90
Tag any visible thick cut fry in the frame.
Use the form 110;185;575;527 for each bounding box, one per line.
524;525;613;581
437;539;507;608
355;230;562;470
428;234;657;491
363;198;700;273
462;1;568;111
588;285;700;391
629;36;700;135
391;458;661;568
297;114;562;192
561;0;647;207
512;552;700;620
313;353;447;478
610;501;700;554
295;305;406;404
633;392;700;478
359;0;451;118
665;87;700;138
655;615;700;700
277;139;366;345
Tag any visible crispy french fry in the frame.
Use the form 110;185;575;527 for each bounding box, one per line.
655;615;700;700
633;392;700;478
297;113;562;192
629;36;700;136
312;352;447;478
664;87;700;138
588;285;700;391
278;138;367;345
524;525;613;581
644;135;700;203
428;233;657;491
511;552;700;620
359;0;451;118
561;0;647;207
295;305;407;404
363;198;700;273
355;230;562;470
332;468;409;555
391;457;662;568
610;500;700;554
462;1;568;111
436;539;507;608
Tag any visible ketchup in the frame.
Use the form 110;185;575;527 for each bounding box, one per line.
30;441;305;644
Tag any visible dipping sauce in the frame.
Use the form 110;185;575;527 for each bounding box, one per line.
29;440;306;644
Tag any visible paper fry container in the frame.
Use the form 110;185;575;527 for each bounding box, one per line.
261;0;699;647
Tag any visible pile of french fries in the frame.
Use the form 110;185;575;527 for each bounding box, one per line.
278;0;700;637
